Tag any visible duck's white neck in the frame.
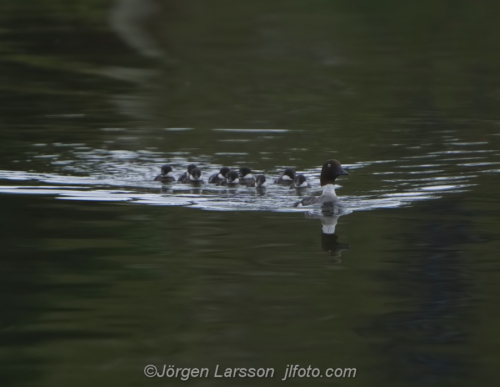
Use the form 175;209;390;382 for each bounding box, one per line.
322;184;337;198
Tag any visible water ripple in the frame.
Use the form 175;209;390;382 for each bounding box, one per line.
1;134;498;212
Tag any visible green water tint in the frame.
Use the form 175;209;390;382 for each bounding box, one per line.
1;1;500;386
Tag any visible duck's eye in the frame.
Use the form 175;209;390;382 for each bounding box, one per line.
328;164;331;167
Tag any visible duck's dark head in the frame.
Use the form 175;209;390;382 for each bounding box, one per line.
190;167;202;180
283;168;296;180
239;166;252;178
227;170;240;183
294;174;308;187
160;164;173;175
187;164;197;173
320;159;348;186
255;174;267;187
219;167;230;177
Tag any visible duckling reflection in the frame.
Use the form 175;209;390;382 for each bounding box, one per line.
160;185;204;195
188;187;204;195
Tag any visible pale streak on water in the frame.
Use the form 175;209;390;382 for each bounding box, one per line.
0;131;496;213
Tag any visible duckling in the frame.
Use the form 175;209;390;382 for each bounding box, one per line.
247;174;267;188
154;164;175;182
275;168;296;185
290;174;310;189
218;170;240;186
208;167;230;184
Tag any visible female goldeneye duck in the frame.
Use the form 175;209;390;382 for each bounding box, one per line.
239;166;255;186
247;174;267;188
154;164;175;182
208;167;230;184
293;159;348;207
218;170;240;186
275;168;296;185
290;173;310;189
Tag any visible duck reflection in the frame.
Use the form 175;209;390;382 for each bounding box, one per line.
306;203;350;259
320;215;350;258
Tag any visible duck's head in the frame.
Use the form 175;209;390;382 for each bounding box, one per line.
320;159;348;186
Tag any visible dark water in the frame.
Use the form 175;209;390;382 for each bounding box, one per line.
1;1;500;386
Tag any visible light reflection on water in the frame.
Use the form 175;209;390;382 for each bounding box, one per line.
0;131;495;213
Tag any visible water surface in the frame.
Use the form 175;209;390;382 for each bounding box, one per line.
1;1;500;386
